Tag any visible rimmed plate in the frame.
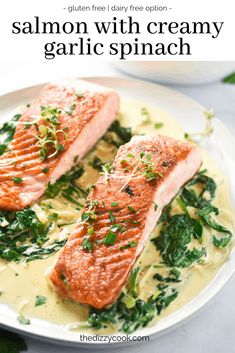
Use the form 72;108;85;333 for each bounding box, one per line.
0;77;234;347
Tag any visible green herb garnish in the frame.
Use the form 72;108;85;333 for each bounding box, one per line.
35;105;67;161
35;295;47;306
120;241;137;250
124;186;134;196
127;206;136;213
82;237;92;252
42;167;49;173
154;122;164;129
109;211;115;223
64;104;76;116
12;177;23;184
223;72;235;84
17;315;30;325
103;231;117;246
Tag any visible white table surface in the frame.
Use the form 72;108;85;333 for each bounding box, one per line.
0;62;235;353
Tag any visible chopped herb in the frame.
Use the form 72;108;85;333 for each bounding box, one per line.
120;241;137;250
111;202;119;207
35;295;47;306
81;210;97;223
73;155;79;163
139;152;162;182
103;231;117;246
12;177;23;184
153;268;181;283
124;186;134;196
48;213;58;221
141;107;151;124
87;227;94;236
153;202;158;211
127;206;136;213
82;237;92;252
154;122;164;129
121;294;136;309
109;211;115;223
127;267;140;297
42;167;49;173
60;273;67;284
64;104;76;116
36;105;67;161
101;162;114;182
17;315;30;325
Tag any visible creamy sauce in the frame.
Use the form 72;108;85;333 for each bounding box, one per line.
0;99;234;333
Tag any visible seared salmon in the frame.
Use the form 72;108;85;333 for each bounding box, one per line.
50;135;201;309
0;80;119;211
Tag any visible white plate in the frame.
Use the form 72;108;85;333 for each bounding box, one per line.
0;77;234;348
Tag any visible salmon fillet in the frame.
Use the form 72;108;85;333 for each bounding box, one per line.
0;80;119;211
50;135;201;309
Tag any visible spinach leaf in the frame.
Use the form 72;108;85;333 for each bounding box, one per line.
0;329;27;353
155;170;232;265
88;285;178;334
0;114;21;156
0;207;65;262
213;234;232;248
223;72;235;84
46;165;86;207
198;204;232;234
152;214;206;267
108;120;132;144
91;156;104;171
188;173;216;199
153;268;181;283
127;267;140;296
102;120;132;148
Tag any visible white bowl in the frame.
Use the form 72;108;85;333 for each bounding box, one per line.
114;61;235;85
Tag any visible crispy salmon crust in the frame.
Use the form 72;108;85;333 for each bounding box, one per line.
50;135;201;309
0;80;119;211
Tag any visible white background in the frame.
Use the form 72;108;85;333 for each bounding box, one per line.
0;0;235;66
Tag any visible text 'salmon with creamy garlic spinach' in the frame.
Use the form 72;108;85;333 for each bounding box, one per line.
0;81;234;334
11;17;224;59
